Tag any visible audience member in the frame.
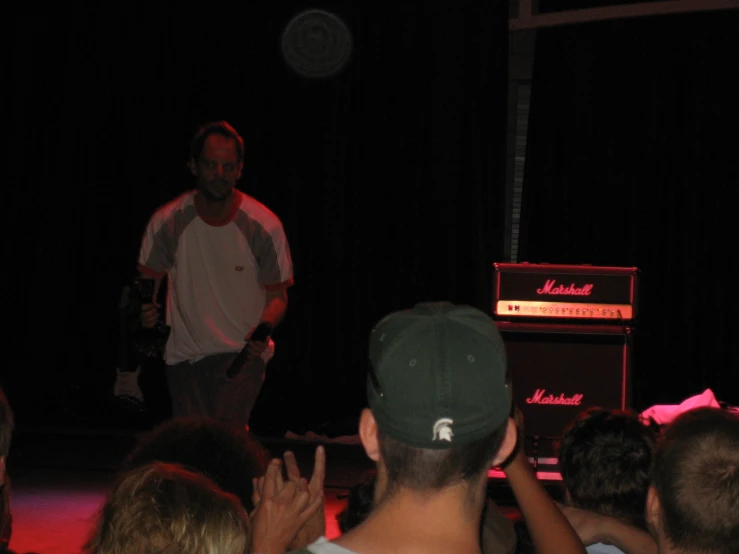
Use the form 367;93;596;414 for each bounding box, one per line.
514;407;660;554
287;301;586;554
335;473;517;553
558;407;656;554
0;388;13;552
121;416;270;511
121;415;326;553
84;461;251;553
647;406;739;554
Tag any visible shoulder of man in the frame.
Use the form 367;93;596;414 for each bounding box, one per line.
145;190;196;229
237;191;285;230
151;190;195;217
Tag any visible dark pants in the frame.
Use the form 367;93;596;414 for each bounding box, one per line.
165;352;266;426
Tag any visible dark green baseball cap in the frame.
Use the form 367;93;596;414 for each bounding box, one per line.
368;301;511;449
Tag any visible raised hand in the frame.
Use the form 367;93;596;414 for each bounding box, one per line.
250;458;324;554
283;446;326;550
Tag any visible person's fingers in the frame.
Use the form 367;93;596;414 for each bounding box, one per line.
252;476;262;506
274;460;284;491
262;459;281;498
299;489;325;525
289;483;312;514
309;445;326;494
274;479;302;511
284;450;301;482
247;342;263;357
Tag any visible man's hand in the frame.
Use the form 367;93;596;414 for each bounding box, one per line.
283;446;326;550
498;404;525;470
245;326;269;361
140;302;160;328
251;446;327;550
512;403;525;439
250;458;324;554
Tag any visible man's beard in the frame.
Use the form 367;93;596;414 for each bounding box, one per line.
200;179;233;202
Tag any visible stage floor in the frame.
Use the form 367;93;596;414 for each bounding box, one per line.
7;466;355;554
5;426;560;554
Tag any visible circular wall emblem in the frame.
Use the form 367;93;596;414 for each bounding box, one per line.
281;9;353;78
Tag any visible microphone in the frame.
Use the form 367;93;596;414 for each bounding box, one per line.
226;322;273;378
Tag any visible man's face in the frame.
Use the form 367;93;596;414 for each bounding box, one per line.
190;134;243;202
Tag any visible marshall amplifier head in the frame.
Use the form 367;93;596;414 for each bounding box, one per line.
493;263;639;323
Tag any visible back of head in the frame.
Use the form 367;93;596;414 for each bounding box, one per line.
85;461;250;554
122;417;270;511
559;407;656;528
367;301;512;493
651;407;739;554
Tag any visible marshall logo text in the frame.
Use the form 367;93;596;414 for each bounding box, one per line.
536;279;593;296
525;388;584;406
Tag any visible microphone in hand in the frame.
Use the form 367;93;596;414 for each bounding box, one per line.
226;322;273;378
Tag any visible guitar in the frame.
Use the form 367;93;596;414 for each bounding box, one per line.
113;285;145;408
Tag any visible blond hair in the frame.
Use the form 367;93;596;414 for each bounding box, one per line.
84;462;250;554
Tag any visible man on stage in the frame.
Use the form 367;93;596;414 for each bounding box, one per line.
137;120;294;427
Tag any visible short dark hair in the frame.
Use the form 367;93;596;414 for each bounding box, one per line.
190;120;245;162
558;407;656;528
121;417;270;512
0;387;13;458
652;407;739;554
378;422;508;495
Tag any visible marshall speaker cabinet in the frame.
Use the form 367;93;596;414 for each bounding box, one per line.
492;263;638;466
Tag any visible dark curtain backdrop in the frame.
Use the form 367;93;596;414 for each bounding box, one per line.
520;10;739;409
5;3;509;432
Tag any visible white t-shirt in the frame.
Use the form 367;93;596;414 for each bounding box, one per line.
586;543;626;554
138;189;293;364
305;537;357;554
